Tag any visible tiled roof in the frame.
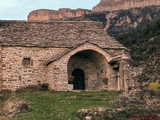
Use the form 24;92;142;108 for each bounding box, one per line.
0;20;125;49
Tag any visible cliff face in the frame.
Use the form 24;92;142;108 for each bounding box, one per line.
27;0;160;38
28;8;92;21
28;0;160;21
93;0;160;12
66;5;160;38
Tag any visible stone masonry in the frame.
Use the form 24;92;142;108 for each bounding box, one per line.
1;47;68;90
0;20;133;92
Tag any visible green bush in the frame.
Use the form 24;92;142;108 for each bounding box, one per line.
148;82;160;90
117;18;160;83
0;89;12;102
16;83;49;93
40;83;49;91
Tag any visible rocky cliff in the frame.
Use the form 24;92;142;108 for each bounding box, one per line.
64;5;160;38
28;8;92;21
27;0;160;38
27;0;160;21
93;0;160;12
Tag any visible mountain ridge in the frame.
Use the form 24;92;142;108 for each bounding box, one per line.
93;0;160;12
28;8;92;21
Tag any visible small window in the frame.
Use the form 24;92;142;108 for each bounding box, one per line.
23;58;33;66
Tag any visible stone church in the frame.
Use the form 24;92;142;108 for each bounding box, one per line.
0;20;132;92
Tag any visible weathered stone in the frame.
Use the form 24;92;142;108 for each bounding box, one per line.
97;107;105;112
93;0;160;12
77;90;160;119
28;8;92;21
3;97;29;118
0;21;135;92
85;116;92;120
0;21;124;48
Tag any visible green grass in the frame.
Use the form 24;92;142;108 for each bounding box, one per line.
10;90;121;120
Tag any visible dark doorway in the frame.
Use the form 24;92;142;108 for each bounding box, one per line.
72;68;85;90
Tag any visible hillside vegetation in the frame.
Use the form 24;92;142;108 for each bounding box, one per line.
68;5;160;38
117;18;160;83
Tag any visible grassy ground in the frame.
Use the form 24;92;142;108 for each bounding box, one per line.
9;90;121;120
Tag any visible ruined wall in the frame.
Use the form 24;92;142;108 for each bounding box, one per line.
1;46;68;91
93;0;160;12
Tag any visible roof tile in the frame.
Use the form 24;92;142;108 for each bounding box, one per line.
0;21;125;49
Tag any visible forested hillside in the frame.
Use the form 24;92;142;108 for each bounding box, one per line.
117;18;160;83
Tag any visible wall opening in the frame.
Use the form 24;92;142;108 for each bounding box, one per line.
72;68;85;90
22;58;33;66
67;50;110;91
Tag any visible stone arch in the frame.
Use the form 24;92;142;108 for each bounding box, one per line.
65;43;119;91
67;49;110;90
46;43;120;91
65;42;112;63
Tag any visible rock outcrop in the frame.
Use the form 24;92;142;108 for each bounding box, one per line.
28;8;92;21
78;89;160;119
2;97;30;119
65;5;160;38
93;0;160;12
27;0;160;38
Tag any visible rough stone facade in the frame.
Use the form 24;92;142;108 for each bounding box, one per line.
0;21;133;92
1;47;68;90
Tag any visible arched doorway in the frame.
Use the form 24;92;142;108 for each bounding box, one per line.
72;68;85;90
67;50;109;90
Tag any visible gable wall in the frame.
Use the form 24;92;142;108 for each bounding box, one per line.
46;43;127;91
0;44;131;92
1;46;68;91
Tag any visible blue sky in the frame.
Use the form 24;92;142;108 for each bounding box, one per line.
0;0;99;20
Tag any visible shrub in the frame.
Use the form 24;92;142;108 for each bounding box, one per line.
0;89;12;102
101;76;108;84
16;83;49;93
40;83;49;91
148;82;160;90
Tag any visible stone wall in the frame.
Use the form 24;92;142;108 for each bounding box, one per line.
0;43;131;92
1;46;68;91
67;50;108;91
46;42;130;91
